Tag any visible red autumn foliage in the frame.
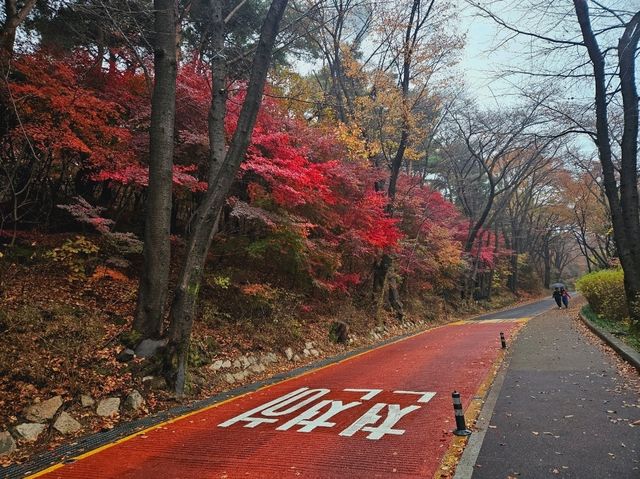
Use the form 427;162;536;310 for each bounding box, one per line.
2;49;507;297
6;52;134;175
5;51;205;194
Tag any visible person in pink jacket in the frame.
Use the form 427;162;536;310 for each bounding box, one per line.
560;288;571;308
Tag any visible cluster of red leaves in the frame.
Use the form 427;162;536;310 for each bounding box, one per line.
394;175;465;291
5;51;475;295
7;52;133;174
231;94;407;292
5;51;204;192
455;223;510;270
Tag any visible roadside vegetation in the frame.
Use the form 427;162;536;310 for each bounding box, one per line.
2;0;639;465
578;269;640;352
581;305;640;353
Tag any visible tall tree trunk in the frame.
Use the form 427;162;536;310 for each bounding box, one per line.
165;0;289;396
372;0;435;321
133;0;178;339
1;0;37;59
486;224;499;300
574;1;640;328
617;10;640;327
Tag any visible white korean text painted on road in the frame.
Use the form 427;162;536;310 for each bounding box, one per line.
218;387;436;440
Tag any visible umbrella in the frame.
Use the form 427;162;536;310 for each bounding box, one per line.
551;282;565;289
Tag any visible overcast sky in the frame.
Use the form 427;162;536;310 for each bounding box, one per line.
458;4;512;107
457;0;640;106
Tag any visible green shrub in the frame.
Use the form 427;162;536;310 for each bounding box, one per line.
46;235;100;279
576;268;628;322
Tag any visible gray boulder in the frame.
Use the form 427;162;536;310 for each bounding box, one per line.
0;431;16;456
80;394;95;408
266;352;278;363
124;390;145;412
96;397;120;417
224;373;236;384
53;412;82;435
134;338;168;358
284;347;294;361
209;360;224;371
14;423;46;442
24;396;63;423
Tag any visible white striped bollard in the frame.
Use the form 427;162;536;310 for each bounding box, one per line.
500;332;506;349
452;391;471;436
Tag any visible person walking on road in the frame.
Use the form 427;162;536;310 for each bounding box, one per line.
552;287;562;308
560;287;571;308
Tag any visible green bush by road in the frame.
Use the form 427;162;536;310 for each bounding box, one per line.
576;269;627;322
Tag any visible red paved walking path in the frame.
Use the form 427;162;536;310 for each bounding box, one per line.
32;320;526;479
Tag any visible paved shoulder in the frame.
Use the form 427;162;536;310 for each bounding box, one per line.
470;306;640;478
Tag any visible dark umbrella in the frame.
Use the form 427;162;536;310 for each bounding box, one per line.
551;282;565;289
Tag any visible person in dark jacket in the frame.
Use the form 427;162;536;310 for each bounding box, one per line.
552;287;562;308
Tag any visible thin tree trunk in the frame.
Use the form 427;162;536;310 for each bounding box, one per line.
165;0;289;396
372;0;435;321
508;221;519;293
487;224;499;299
133;0;178;339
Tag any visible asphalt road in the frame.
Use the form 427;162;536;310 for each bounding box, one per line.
472;297;560;322
25;301;545;479
470;305;640;478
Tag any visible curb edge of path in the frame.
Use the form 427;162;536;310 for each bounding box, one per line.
579;311;640;373
450;350;511;479
451;308;549;479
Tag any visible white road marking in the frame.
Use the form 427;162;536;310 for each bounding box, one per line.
218;388;432;440
343;388;383;400
277;400;361;432
339;403;421;440
393;391;436;403
218;388;329;428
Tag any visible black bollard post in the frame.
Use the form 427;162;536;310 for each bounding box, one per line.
452;391;472;436
500;332;506;349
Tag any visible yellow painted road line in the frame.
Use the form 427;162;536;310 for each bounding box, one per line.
27;318;471;478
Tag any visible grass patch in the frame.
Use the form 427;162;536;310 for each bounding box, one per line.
582;305;640;352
